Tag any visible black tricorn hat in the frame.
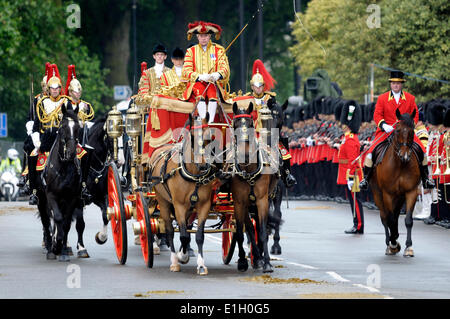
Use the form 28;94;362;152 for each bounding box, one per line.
171;47;185;59
443;108;450;128
153;43;167;55
427;101;446;125
389;70;406;82
340;100;361;133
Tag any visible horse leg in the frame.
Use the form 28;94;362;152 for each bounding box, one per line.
48;196;64;257
195;203;210;275
257;197;273;273
158;200;179;272
270;188;282;255
233;201;249;272
177;221;190;265
59;210;73;262
75;207;90;258
95;201;109;245
404;192;416;257
39;199;55;259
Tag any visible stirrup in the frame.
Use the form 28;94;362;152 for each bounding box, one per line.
29;193;38;205
359;178;369;190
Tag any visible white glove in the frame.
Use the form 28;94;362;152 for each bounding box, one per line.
382;123;394;133
198;74;211;82
31;131;41;150
306;136;314;146
26;121;34;136
211;72;221;82
347;179;354;191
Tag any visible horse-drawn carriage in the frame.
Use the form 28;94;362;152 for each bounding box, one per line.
104;92;281;274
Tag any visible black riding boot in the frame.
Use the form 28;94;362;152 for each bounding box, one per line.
80;146;93;202
420;164;435;189
359;165;374;191
281;158;297;188
28;155;39;205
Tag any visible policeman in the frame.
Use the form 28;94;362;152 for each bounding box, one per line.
0;149;22;175
337;101;364;234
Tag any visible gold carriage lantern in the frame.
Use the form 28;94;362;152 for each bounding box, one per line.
125;105;141;138
106;105;124;161
258;105;273;143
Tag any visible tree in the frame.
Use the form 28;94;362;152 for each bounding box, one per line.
0;0;110;141
290;0;449;102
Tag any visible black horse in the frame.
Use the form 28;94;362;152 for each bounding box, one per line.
266;98;288;255
43;105;82;261
72;114;126;257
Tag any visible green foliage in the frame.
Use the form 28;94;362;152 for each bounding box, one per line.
0;0;110;141
291;0;449;103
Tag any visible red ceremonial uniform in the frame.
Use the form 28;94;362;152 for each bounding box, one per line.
369;90;424;153
337;132;363;185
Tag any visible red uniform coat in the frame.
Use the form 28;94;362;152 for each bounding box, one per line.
337;132;363;185
369;90;424;153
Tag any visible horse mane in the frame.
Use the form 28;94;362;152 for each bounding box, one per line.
398;113;415;129
89;114;108;140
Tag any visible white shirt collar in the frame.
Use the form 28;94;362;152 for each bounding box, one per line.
154;62;164;78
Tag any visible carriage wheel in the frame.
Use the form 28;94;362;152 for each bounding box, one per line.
249;217;258;268
107;162;128;265
135;191;154;268
222;213;237;264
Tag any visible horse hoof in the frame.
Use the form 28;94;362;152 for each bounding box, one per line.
77;249;90;258
385;243;401;255
270;244;282;255
177;251;190;264
58;254;70;262
197;266;208;276
238;258;249;272
170;264;181;272
66;246;74;256
403;247;414;257
95;232;107;245
263;263;274;273
254;259;264;270
46;252;56;260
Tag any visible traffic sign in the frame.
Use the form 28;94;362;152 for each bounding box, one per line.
0;113;7;138
114;85;132;101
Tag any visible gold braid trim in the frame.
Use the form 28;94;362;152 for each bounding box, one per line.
78;101;95;123
36;97;67;130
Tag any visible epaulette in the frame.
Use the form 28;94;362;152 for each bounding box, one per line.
264;91;276;97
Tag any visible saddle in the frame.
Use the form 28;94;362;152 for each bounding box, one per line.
373;134;423;166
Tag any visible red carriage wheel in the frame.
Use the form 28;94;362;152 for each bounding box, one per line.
107;162;128;265
222;213;237;264
135;191;154;268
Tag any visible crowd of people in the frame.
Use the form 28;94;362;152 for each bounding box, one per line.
283;84;450;230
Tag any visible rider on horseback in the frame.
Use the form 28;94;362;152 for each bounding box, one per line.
65;64;95;201
245;59;296;188
359;71;435;190
28;63;93;205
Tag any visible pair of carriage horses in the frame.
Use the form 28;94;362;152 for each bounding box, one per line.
33;99;419;274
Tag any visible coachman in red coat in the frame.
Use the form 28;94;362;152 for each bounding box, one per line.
359;71;435;190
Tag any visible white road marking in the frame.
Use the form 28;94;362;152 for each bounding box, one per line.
326;271;350;282
286;262;318;270
352;283;380;293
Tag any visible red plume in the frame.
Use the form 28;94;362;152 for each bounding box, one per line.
44;62;51;78
141;62;147;77
252;59;276;91
64;65;76;95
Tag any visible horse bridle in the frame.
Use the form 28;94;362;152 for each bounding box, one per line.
58;118;79;162
391;126;413;161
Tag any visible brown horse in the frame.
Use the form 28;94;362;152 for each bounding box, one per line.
148;112;219;275
370;109;420;257
230;102;278;273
